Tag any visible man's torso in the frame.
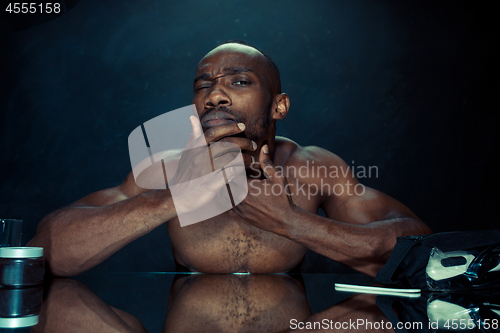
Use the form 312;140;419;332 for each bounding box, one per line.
167;137;324;273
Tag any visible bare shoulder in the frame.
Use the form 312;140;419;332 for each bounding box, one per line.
276;138;425;226
275;137;351;180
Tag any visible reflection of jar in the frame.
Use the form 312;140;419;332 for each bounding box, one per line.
0;286;43;329
0;247;44;287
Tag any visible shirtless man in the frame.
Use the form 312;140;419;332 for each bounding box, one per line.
27;41;431;277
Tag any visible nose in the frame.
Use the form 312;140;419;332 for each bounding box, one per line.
204;83;231;108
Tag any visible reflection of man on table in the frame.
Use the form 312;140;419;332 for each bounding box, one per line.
32;279;147;333
164;274;311;332
164;274;393;333
28;41;431;276
32;275;391;333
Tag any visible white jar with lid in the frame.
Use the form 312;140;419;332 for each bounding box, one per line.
0;247;44;287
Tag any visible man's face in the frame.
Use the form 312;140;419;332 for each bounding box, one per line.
192;44;274;142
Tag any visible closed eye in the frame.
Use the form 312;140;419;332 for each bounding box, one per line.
195;83;212;91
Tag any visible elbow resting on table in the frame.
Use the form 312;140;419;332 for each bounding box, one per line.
28;239;87;277
27;227;90;277
46;249;91;277
369;217;431;262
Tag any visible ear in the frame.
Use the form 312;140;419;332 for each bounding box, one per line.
271;93;290;120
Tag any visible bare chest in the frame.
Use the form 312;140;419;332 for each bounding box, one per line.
166;179;320;273
167;211;297;272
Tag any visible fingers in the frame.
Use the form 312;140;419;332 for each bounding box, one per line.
211;153;259;177
178;121;259;183
242;153;260;169
211;151;258;171
173;169;232;215
204;122;246;143
209;137;257;171
215;137;257;152
209;143;246;172
259;144;279;180
257;145;292;202
189;115;203;138
185;116;206;150
209;137;256;164
203;123;259;169
222;164;246;182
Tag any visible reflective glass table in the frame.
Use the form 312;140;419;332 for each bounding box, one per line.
1;272;499;332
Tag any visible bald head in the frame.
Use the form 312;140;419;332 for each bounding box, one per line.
203;43;263;60
198;42;281;96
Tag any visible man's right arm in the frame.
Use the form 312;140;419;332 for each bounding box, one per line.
27;121;253;277
27;172;177;277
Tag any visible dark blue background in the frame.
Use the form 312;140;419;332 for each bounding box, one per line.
1;0;498;273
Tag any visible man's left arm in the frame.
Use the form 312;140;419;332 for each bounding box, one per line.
233;145;432;277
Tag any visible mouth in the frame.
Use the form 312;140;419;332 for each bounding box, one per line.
201;111;237;128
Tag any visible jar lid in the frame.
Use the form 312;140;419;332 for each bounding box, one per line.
0;315;39;328
0;247;43;258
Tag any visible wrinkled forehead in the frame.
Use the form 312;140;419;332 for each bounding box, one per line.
196;44;268;77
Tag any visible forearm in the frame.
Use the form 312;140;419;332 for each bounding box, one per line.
27;190;176;276
283;207;431;276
